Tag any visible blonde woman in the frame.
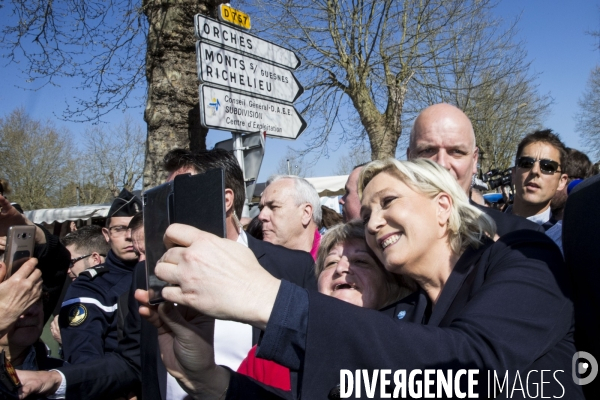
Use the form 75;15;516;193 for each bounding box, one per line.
136;158;582;399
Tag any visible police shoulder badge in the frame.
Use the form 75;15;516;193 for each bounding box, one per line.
68;304;88;326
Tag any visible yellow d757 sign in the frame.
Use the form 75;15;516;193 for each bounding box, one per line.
219;4;251;30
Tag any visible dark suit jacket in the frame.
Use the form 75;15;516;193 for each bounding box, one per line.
226;231;584;399
63;234;316;400
470;202;544;236
563;174;600;399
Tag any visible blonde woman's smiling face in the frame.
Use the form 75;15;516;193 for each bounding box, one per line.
360;172;441;276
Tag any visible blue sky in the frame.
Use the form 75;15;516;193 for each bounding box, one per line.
1;0;599;183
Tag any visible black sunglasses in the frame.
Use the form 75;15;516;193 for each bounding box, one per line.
70;253;106;267
516;157;561;174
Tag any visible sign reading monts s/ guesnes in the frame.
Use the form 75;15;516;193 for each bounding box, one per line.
195;42;303;103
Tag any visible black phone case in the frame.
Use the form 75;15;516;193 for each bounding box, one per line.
143;168;226;304
172;168;226;238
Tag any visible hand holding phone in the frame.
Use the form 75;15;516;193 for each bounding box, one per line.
0;258;42;334
3;226;36;280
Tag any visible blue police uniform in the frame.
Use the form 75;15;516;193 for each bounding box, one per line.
58;250;138;365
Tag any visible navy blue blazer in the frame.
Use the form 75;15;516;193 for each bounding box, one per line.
62;234;316;399
471;201;544;236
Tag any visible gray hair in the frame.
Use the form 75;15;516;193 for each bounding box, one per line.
266;175;322;225
315;220;415;306
358;158;496;254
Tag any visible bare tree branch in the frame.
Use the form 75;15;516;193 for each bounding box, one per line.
576;65;600;160
247;0;549;164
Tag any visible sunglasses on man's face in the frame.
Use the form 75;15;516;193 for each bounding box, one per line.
516;157;561;174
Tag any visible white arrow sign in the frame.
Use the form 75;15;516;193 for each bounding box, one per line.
195;14;301;70
200;85;306;140
196;42;303;104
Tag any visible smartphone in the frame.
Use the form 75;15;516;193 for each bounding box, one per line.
4;225;36;280
143;168;226;304
143;180;174;304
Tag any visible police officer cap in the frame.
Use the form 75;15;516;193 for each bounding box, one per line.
108;189;142;218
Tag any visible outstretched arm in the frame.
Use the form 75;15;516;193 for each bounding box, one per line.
154;224;281;328
135;289;230;400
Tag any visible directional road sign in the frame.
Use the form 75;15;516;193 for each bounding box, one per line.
196;42;303;103
200;84;306;140
195;14;301;70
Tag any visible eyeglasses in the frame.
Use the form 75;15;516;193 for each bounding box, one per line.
70;254;105;267
108;225;129;237
516;157;561;174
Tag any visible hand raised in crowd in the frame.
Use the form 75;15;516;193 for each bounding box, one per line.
135;289;230;400
0;258;42;335
50;315;62;345
155;224;281;329
0;194;46;245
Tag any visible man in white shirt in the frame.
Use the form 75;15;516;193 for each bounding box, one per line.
507;129;568;249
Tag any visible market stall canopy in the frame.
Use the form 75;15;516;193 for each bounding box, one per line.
252;175;348;201
25;203;110;224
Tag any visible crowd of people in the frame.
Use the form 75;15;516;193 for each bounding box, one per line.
0;103;598;400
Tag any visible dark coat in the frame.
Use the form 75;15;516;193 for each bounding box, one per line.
62;234;316;399
471;202;544;236
563;174;600;399
34;226;70;325
225;231;584;399
58;250;137;364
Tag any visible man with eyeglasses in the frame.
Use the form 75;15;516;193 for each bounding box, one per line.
57;189;141;365
51;227;110;348
61;226;109;281
507;129;568;249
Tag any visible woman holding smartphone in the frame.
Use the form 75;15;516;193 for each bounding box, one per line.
137;158;582;399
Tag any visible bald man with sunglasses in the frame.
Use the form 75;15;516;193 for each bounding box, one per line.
508;129;568;249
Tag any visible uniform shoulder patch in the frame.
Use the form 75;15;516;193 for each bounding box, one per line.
79;265;109;280
67;304;88;326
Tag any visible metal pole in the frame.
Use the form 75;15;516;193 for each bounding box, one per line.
231;132;250;218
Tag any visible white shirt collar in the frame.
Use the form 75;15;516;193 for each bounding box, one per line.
526;206;552;225
236;229;249;248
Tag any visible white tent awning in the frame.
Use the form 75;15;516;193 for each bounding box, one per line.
253;175;348;199
305;175;348;197
25;204;110;224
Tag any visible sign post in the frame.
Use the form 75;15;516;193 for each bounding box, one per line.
196;42;303;103
215;131;265;205
195;14;301;70
199;84;306;140
194;11;304;209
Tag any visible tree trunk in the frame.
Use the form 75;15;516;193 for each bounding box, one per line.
347;82;402;161
143;0;224;188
